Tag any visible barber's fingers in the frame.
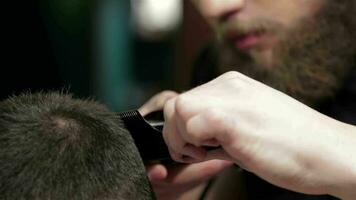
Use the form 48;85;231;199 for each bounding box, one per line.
146;153;234;184
184;108;236;146
205;148;233;161
175;104;208;159
178;147;234;164
182;144;207;162
202;139;220;147
173;94;215;144
174;93;214;118
146;164;168;182
164;95;237;162
167;147;185;163
163;114;186;162
166;124;206;163
178;108;238;163
164;160;233;184
163;98;180;152
163;98;206;161
139;90;178;116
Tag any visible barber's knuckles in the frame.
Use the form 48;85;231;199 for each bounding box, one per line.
162;72;264;162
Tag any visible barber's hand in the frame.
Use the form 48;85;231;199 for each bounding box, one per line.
139;91;234;200
163;71;356;199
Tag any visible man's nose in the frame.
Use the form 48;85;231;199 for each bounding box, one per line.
199;0;246;22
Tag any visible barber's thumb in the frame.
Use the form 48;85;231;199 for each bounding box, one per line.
146;164;168;182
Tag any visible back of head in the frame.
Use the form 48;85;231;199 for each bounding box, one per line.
0;92;155;200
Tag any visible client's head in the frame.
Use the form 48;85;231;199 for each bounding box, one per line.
0;92;155;199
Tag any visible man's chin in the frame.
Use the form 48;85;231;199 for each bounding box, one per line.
218;16;354;107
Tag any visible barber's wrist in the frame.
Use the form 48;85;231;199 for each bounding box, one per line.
326;121;356;199
331;168;356;200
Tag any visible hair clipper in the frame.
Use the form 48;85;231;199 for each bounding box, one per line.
117;110;219;164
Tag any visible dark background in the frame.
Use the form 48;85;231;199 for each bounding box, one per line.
0;0;211;110
1;0;64;99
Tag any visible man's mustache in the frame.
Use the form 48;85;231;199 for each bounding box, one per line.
217;18;283;39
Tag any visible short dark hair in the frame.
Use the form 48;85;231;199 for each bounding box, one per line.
0;92;155;200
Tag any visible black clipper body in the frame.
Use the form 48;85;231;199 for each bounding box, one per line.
118;110;170;163
118;110;220;164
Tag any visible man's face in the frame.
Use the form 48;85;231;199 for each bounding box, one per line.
191;0;355;105
191;0;324;67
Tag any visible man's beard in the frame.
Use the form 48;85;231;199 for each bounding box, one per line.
217;1;356;106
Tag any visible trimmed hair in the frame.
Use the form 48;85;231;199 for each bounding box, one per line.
0;92;155;200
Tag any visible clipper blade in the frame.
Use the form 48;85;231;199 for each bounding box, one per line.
117;110;171;163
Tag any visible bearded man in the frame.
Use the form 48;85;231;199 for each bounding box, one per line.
143;0;356;200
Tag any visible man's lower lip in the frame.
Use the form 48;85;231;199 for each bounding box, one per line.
233;34;260;50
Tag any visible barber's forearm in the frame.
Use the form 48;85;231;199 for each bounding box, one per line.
326;121;356;200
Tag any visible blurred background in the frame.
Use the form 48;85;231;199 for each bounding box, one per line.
1;0;212;111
